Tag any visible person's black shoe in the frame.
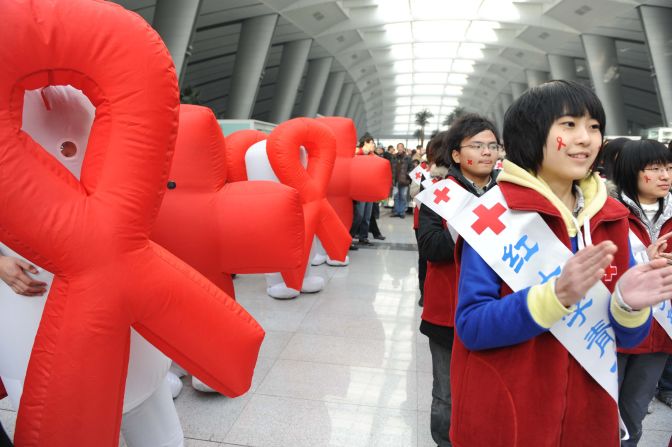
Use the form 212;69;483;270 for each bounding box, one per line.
358;239;374;246
373;234;386;240
349;243;359;250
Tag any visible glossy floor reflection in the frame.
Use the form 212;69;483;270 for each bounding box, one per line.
1;210;671;446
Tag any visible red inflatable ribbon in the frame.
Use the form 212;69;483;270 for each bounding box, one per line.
0;2;263;445
152;106;305;297
265;118;352;287
317;117;392;229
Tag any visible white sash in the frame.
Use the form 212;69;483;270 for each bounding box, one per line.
415;178;621;402
410;164;429;185
628;231;672;340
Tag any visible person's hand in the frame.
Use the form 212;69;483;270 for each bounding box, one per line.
645;231;672;263
555;241;617;308
619;258;672;310
0;255;47;296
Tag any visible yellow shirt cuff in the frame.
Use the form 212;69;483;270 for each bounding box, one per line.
527;279;574;329
610;290;651;328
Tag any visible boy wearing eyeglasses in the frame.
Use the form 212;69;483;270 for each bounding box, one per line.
417;114;501;447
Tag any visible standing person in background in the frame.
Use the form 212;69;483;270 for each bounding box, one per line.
350;136;377;246
368;145;387;241
392;144;412;218
611;138;672;446
418;115;500;446
384;145;395;207
412;139;434;308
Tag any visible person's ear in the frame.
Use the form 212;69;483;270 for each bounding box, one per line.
451;149;460;164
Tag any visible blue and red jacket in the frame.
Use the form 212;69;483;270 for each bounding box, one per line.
451;179;650;447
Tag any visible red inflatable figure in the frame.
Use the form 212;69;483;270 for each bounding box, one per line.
318;117;392;228
152;105;305;297
314;117;392;264
227;119;352;298
0;1;263;445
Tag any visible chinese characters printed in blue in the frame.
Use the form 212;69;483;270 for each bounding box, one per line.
538;266;561;284
563;298;593;328
502;234;539;274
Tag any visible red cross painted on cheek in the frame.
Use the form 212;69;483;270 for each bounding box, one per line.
433;186;451;204
467;160;473;165
556;136;566;151
644;175;651;183
471;203;507;235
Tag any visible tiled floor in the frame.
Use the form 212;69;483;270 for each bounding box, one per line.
1;209;671;446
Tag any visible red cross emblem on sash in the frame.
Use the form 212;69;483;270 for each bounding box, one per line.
603;264;617;282
415;172;423;180
471;203;506;235
433;186;451;204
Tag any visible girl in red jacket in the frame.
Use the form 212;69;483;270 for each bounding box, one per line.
452;80;672;447
611;138;672;446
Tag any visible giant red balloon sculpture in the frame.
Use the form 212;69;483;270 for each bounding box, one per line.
318;117;392;229
0;1;263;445
227;119;352;298
152;105;305;298
311;117;392;266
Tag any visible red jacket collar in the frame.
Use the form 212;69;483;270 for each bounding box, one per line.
499;181;628;225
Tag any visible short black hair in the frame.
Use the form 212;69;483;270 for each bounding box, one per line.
612;139;672;218
503;80;606;173
357;135;374;148
433;113;499;168
594;137;630;180
426;130;449;164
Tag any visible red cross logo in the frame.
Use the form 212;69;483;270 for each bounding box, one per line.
603;264;617;282
415;171;423;179
471;203;507;235
433;186;451;204
467;159;473;165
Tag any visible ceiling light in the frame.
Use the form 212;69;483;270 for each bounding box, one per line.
393;59;414;73
412;20;470;42
390;44;413;59
396;85;412;95
445;85;464;95
394;73;414;84
412;97;442;106
466;21;498;42
447;73;468;85
574;5;592;15
384;22;413;43
415;73;447;84
479;0;520;21
414;84;444;95
458;43;484;59
452;59;476;73
410;0;480;20
414;42;458;59
415;59;452;72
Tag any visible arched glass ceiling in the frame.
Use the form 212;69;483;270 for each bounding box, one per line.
370;0;521;135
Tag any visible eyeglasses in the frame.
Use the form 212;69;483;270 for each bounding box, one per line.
643;166;672;175
460;143;503;152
